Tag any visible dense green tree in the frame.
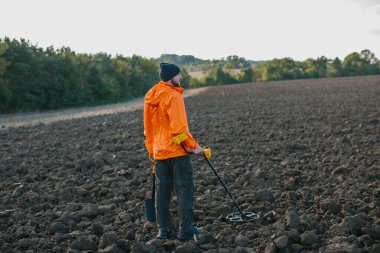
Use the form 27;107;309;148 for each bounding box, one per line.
361;49;377;64
0;37;379;114
159;54;198;65
129;55;158;96
214;67;237;85
239;67;254;83
2;38;42;111
226;55;250;68
342;50;379;76
0;38;163;113
342;52;365;76
0;78;10;112
87;53;118;102
303;57;328;78
327;57;343;77
0;42;11;112
360;49;380;74
260;58;303;81
0;42;8;74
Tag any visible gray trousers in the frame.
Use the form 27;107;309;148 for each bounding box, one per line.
155;155;195;233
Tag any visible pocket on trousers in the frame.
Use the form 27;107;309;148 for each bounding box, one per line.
173;156;194;186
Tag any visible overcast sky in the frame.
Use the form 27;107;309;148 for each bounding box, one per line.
1;0;380;61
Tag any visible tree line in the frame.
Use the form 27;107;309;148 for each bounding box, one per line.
0;38;159;113
1;37;379;113
168;51;380;87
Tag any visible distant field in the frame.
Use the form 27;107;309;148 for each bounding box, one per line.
189;70;207;78
189;68;242;79
1;76;379;252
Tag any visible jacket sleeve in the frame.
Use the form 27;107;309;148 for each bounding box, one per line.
167;93;199;150
144;103;154;154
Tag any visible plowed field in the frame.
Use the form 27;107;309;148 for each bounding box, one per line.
1;76;379;252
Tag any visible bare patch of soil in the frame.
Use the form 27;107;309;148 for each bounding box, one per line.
1;76;379;252
0;87;207;129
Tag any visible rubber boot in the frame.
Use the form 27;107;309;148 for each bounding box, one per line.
178;209;202;240
156;208;172;239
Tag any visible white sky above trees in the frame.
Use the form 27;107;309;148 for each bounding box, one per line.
1;0;380;61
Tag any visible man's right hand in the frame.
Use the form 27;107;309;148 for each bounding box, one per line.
192;146;203;154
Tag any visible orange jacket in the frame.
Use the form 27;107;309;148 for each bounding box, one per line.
144;81;199;160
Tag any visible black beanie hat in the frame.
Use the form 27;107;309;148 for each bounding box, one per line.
160;63;180;82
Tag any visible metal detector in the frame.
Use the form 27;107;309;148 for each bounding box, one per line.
202;147;259;222
172;131;259;222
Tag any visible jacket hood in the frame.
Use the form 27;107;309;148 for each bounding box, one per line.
145;81;184;106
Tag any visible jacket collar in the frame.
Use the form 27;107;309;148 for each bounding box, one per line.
159;81;184;94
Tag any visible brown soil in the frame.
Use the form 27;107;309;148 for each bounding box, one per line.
1;76;379;252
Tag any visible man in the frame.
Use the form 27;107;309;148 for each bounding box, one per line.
144;63;203;240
